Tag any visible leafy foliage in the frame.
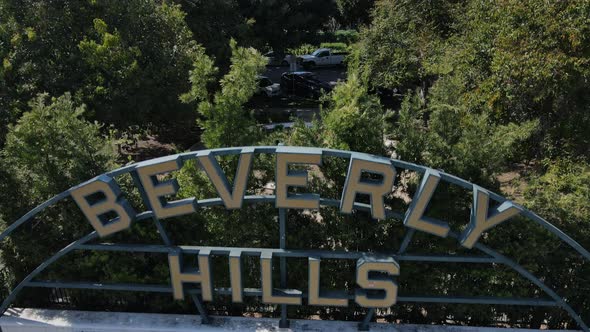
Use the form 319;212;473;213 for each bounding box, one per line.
513;159;590;327
182;39;266;149
0;93;119;295
236;0;338;52
335;0;375;28
526;159;590;247
3;93;117;200
394;87;539;187
286;44;318;56
319;42;348;52
445;1;590;158
174;0;251;70
321;74;384;155
0;0;201;142
358;0;462;90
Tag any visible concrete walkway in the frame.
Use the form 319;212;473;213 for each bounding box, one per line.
0;308;579;332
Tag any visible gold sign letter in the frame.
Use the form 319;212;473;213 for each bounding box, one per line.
275;147;322;209
260;252;302;305
355;256;399;308
461;185;522;248
169;249;213;301
71;175;135;237
341;155;396;219
229;250;243;303
198;148;253;209
403;169;450;237
308;257;348;306
136;157;196;219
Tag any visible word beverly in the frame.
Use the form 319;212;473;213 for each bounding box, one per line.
70;146;522;308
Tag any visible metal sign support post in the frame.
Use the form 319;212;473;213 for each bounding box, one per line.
279;207;289;328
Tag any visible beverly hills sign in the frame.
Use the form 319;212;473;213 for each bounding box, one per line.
69;146;523;309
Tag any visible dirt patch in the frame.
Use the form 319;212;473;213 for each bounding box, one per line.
119;135;178;162
497;163;535;203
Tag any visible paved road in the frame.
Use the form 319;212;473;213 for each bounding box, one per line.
255;65;344;126
263;65;346;84
255;106;319;122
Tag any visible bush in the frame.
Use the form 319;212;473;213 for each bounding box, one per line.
286;44;317;56
316;30;360;45
0;92;122;294
334;29;359;44
3;93;118;200
320;42;349;52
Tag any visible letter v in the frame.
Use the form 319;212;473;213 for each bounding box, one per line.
197;148;254;209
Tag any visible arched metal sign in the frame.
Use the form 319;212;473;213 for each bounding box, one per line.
0;146;588;331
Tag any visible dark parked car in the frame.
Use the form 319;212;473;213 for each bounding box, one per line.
280;71;333;99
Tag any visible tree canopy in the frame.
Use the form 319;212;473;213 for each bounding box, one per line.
360;0;590;159
0;0;200;143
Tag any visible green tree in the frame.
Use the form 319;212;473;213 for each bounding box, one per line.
513;159;590;327
335;0;375;28
181;39;266;149
171;41;279;316
321;73;384;155
434;0;590;158
270;74;394;323
76;18;141;124
0;0;201;143
174;0;251;70
176;0;341;67
236;0;339;52
0;3;26;146
174;38;273;259
386;85;543;325
526;160;590;249
359;0;590;158
0;93;118;294
0;93;174;311
3;93;117;200
394;83;539;187
358;0;462;91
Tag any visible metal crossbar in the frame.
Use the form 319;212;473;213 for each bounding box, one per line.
74;244;500;263
24;281;558;307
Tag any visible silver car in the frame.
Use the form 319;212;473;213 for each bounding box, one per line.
264;51;290;67
256;76;281;97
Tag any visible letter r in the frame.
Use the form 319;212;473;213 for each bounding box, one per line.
340;155;396;220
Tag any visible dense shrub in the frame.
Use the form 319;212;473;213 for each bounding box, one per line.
320;42;349;52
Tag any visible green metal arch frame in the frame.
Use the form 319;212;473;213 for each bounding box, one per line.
0;146;587;331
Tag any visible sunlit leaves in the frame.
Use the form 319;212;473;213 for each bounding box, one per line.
182;39;266;149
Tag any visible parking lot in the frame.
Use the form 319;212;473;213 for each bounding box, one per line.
263;65;347;86
251;65;347;127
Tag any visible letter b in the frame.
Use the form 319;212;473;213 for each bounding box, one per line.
71;175;136;237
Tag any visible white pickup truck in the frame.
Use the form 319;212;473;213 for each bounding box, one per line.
298;48;348;68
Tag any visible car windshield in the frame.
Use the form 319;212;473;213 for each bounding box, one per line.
311;49;325;57
258;78;273;87
302;73;319;81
